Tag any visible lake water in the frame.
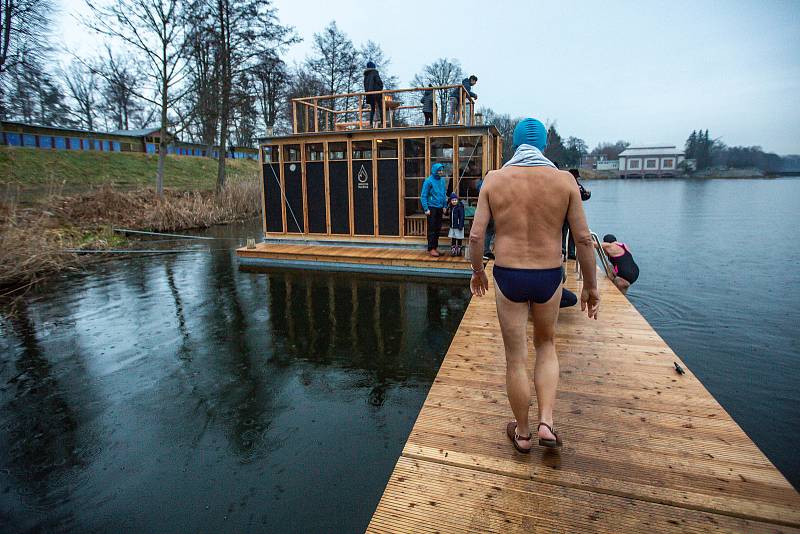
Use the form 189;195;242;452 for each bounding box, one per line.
0;222;471;532
582;177;800;490
1;177;798;532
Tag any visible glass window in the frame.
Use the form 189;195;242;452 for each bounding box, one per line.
663;159;674;168
55;137;67;150
5;133;21;146
403;138;425;158
376;139;398;158
458;136;484;206
328;142;346;160
404;159;425;177
352;140;372;160
23;134;36;147
306;143;324;161
283;144;301;162
629;160;640;169
263;145;279;163
40;136;54;149
403;138;426;217
430;136;453;175
646;159;657;169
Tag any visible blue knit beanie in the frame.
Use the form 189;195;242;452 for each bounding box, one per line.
366;61;376;69
512;118;547;151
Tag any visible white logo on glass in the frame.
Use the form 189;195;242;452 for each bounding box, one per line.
357;165;369;189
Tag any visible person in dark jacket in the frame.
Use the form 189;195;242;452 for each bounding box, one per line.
447;192;465;256
450;75;477;124
420;84;434;125
363;61;384;128
562;168;591;259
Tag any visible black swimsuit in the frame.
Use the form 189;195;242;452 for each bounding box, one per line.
608;243;639;284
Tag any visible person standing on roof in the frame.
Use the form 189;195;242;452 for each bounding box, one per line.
363;61;384;128
450;75;477;124
421;84;434;125
420;163;448;256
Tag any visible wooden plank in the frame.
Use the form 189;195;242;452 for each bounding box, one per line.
368;263;800;531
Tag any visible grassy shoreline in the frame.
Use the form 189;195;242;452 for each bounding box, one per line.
1;148;261;291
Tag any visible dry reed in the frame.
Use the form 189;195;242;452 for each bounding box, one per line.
0;178;261;289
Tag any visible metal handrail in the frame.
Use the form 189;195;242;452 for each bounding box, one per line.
565;229;614;282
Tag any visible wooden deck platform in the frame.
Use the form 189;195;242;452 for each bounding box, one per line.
236;241;471;278
368;263;800;533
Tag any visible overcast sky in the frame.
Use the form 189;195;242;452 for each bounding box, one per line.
57;0;800;154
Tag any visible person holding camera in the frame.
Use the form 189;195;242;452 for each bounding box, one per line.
562;168;591;259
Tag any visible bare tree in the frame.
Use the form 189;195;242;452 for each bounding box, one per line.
412;58;463;124
98;49;145;131
281;64;324;133
306;21;359;129
63;60;98;131
0;0;54;116
4;51;71;126
358;40;397;89
479;107;520;162
253;53;287;135
190;0;296;191
84;0;189;196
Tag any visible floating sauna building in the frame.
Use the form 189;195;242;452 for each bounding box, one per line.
238;85;502;277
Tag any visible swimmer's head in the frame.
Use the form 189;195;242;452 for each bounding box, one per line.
603;234;617;243
512;118;547;152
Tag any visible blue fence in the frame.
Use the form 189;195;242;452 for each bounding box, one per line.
3;131;256;159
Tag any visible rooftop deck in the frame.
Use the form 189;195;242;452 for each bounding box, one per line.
367;262;800;533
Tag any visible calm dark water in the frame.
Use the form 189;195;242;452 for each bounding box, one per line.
0;222;471;532
583;177;800;489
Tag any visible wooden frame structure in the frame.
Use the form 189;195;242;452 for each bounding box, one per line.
258;124;502;243
291;85;477;134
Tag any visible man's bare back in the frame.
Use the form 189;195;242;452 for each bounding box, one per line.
476;165;591;269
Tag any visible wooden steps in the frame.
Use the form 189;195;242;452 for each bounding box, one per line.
236;241;472;277
367;263;800;533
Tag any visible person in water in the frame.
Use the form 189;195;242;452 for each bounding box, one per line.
601;234;639;294
447;192;465;256
470;118;600;453
420;163;448;257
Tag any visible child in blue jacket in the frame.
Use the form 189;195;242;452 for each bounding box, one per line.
447;192;465;256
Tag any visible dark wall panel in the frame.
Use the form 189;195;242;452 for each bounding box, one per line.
305;162;327;233
329;161;350;234
263;163;283;232
377;159;399;236
283;163;304;233
352;160;374;235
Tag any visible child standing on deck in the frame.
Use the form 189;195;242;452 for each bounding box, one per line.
448;192;465;256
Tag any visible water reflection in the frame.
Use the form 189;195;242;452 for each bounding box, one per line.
1;230;470;532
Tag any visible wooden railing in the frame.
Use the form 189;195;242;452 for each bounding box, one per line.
291;85;477;134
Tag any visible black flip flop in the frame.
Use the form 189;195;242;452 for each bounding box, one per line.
506;421;532;453
537;422;563;449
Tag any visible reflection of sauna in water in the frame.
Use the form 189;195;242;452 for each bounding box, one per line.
266;272;467;382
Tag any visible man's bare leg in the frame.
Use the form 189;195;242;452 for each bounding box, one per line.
531;285;562;442
495;285;533;449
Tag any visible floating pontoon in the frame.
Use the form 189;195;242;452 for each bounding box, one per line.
236;85;502;277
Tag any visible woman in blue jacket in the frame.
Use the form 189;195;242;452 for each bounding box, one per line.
420;163;448;256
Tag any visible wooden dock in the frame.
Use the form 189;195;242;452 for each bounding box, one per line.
368;263;800;533
237;241;471;277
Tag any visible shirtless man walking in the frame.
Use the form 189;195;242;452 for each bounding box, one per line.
469;118;600;453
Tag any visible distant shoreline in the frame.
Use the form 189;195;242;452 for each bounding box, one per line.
578;169;798;180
